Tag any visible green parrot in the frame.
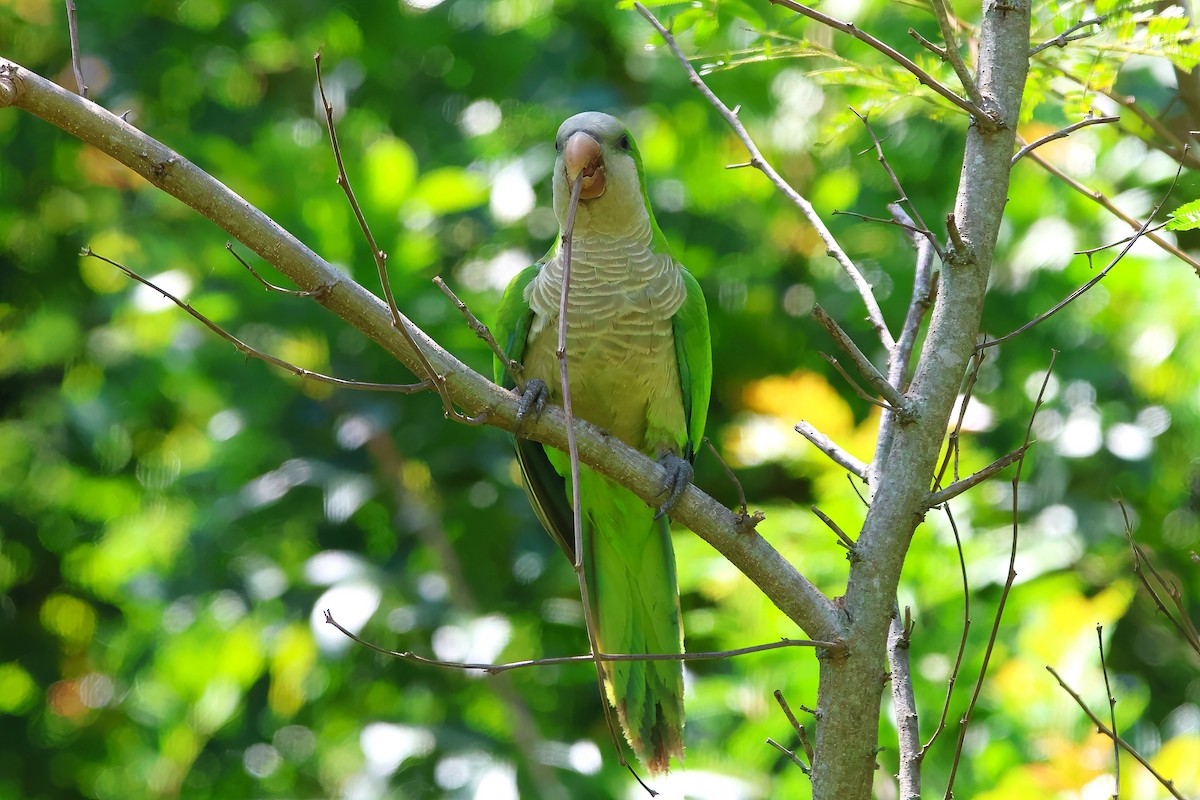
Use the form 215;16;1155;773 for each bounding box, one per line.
492;111;711;775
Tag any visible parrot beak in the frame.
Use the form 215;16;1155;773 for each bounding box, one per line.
563;131;606;200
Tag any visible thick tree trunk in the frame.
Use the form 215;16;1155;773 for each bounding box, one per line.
808;3;1030;798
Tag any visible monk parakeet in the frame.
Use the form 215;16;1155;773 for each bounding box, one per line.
492;111;711;774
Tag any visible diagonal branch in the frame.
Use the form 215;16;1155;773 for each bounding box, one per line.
1022;148;1200;275
770;0;998;129
1011;115;1120;165
634;3;896;351
84;248;430;395
795;421;868;479
0;56;843;645
813;305;912;419
325;611;835;674
1048;666;1185;800
925;442;1031;507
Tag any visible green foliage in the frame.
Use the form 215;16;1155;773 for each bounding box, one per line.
2;1;1199;799
1167;198;1200;230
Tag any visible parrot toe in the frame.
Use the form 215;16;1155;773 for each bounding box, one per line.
515;378;549;433
653;452;694;520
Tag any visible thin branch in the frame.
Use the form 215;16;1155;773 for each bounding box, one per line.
917;502;970;761
634;2;896;351
795;421;868;479
325;611;832;673
811;505;857;552
767;738;812;776
1;54;845;645
555;174;626;763
909;27;949;61
84;248;429;394
813;305;912;419
1097;625;1120;800
64;0;86;98
1047;666;1186;800
432;275;525;392
769;0;998;129
944;352;1056;799
314;51;399;327
1028;15;1107;57
934;346;986;489
704;438;763;533
1023;148;1200;275
1121;502;1200;657
925;442;1031;507
226;242;319;297
1011;115;1120;165
888;202;938;391
1074;221;1173;257
888;608;920;800
983;151;1189;350
360;425;568;798
930;0;982;108
822;353;896;414
313;52;474;424
850;107;945;261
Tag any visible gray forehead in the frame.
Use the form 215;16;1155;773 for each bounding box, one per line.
555;112;626;144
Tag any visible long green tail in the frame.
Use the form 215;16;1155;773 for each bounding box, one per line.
580;466;684;774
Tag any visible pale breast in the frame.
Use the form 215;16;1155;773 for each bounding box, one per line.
522;235;687;453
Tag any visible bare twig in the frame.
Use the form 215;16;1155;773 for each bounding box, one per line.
1121;502;1200;657
851;109;943;259
64;0;86;98
1029;15;1107;57
634;2;896;351
313;52;477;424
822;353;897;414
556;174;626;763
704;438;757;529
1047;666;1186;800
1074;221;1173;257
767;737;812;776
361;427;568;798
325;611;832;673
226;242;319;297
433;275;525;391
944;352;1056;798
888;608;920;800
813;305;913;419
888;203;938;393
811;505;857;551
933;345;986;489
917;502;970;761
983;151;1189;350
795;421;868;479
1097;625;1120;799
1023;148;1200;275
1011;115;1120;165
769;0;998;129
925;443;1032;507
930;0;982;108
84;248;429;394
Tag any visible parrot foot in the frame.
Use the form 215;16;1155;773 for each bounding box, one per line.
515;378;549;433
653;452;694;520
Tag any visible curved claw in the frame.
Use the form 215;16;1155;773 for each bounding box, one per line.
515;378;549;434
654;452;694;521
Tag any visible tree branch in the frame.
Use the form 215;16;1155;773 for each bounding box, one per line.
634;3;896;351
769;0;999;129
0;56;843;645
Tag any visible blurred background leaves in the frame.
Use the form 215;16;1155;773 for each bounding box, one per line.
2;0;1199;798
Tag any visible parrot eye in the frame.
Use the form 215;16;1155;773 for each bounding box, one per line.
617;134;631;151
555;138;563;152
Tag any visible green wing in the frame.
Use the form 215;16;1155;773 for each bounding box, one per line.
492;265;539;388
672;266;712;462
493;262;576;561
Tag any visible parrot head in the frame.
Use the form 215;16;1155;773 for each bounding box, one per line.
552;111;655;237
